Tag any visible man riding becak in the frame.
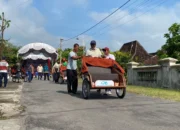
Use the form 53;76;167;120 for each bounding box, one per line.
85;40;103;93
86;40;102;58
102;47;116;95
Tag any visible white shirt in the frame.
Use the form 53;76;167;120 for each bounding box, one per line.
67;51;77;70
105;54;115;60
37;66;43;72
0;60;9;73
53;63;60;72
86;48;102;58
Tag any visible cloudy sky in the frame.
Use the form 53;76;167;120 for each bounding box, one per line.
0;0;180;53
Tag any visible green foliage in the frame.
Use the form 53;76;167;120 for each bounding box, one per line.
2;42;21;66
158;23;180;61
0;12;11;58
112;51;131;75
113;51;131;67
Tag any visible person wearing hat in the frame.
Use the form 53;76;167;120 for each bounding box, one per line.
0;57;9;88
86;40;102;58
102;47;116;95
102;47;115;60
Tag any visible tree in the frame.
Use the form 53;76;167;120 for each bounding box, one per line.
0;12;11;57
158;23;180;61
2;42;21;66
112;51;131;74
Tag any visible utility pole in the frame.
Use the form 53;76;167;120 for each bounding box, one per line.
0;12;11;57
0;12;5;57
60;38;63;65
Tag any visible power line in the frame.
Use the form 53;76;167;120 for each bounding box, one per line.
63;0;131;42
94;0;167;37
90;0;152;36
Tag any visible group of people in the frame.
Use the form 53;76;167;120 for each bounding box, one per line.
28;63;50;82
0;40;115;93
66;40;115;95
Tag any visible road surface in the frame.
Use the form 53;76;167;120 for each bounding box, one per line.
20;79;180;130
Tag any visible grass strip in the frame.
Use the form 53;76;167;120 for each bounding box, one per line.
127;85;180;102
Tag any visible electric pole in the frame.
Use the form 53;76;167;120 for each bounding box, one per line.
0;12;11;57
60;38;63;65
0;12;5;57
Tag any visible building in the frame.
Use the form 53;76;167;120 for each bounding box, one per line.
120;40;158;65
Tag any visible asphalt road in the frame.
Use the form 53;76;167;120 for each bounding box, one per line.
20;79;180;130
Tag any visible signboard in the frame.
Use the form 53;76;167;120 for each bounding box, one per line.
95;80;114;87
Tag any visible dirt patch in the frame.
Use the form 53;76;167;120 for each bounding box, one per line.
0;83;23;120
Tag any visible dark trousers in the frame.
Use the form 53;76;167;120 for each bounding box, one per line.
38;72;43;80
28;71;32;82
44;73;49;80
31;74;33;80
67;69;78;93
54;72;60;83
0;72;8;87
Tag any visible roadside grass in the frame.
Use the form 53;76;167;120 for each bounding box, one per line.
78;78;83;83
78;78;180;101
127;85;180;102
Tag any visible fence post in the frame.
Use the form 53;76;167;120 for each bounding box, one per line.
127;62;139;85
159;57;178;88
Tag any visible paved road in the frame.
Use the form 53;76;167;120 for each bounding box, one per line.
20;79;180;130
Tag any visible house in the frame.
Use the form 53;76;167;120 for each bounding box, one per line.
120;40;158;65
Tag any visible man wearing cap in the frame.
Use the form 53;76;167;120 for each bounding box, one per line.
86;40;102;58
102;47;115;60
0;57;9;88
102;47;116;95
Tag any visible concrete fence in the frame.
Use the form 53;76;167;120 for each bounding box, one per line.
127;58;180;89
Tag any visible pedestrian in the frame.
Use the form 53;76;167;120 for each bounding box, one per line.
0;57;9;88
37;64;43;80
16;60;21;82
43;63;49;80
86;40;102;57
67;43;82;94
62;58;67;67
27;64;33;82
31;64;34;80
102;47;116;95
53;61;60;83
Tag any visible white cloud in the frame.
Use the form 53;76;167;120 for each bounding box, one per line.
73;0;89;7
0;0;60;48
89;2;180;52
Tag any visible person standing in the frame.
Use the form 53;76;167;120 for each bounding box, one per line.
0;57;9;88
67;43;82;94
31;64;34;81
43;63;49;81
102;47;116;95
27;64;33;82
16;60;21;83
53;61;60;83
37;64;43;80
